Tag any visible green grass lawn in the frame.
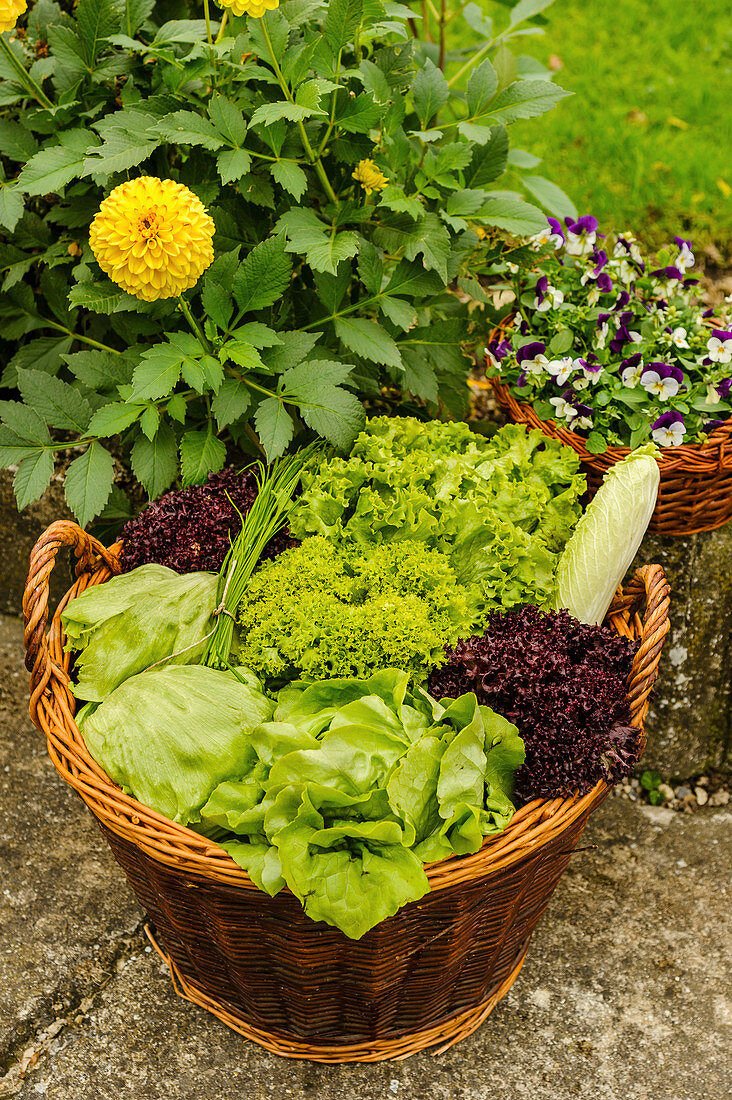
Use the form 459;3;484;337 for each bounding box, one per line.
511;0;732;262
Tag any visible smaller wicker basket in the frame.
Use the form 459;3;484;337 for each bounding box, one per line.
24;521;671;1063
485;313;732;537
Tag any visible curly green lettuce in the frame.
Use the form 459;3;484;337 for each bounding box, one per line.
237;537;474;684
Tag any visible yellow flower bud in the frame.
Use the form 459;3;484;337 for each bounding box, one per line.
352;159;388;195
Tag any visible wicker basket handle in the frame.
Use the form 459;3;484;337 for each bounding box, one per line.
609;563;671;738
23;520;122;700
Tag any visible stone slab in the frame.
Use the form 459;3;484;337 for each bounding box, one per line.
0;615;142;1062
6;797;730;1100
637;525;732;776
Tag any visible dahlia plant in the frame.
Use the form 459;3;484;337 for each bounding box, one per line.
487;220;732;450
0;0;571;526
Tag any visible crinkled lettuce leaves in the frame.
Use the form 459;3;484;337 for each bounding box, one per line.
289;417;585;613
62;565;220;701
197;669;524;939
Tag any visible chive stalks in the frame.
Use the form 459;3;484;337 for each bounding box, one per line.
201;446;317;670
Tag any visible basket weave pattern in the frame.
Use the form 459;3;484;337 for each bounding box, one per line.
490;376;732;536
23;521;671;1062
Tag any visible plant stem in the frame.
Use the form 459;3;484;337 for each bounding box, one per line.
43;319;122;355
215;10;229;42
178;297;213;353
438;0;447;70
260;18;340;207
447;37;497;88
0;35;54;110
203;0;213;46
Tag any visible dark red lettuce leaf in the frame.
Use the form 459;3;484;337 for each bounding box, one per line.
119;467;297;574
428;605;641;802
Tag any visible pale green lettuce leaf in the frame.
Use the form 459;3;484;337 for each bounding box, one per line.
77;664;273;824
62;565;219;701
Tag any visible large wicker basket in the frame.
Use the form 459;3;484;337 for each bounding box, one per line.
23;521;671;1063
490;376;732;537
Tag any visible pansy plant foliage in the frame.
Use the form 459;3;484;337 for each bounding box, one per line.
0;0;571;526
487;218;732;451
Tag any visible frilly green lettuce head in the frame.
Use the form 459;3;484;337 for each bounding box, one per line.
77;664;273;825
289;417;585;613
62;565;219;701
237;537;475;685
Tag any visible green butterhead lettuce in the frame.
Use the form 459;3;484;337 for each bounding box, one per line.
62;565;219;701
198;670;524;939
77;664;273;825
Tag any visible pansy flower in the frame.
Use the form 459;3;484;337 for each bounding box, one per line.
546;356;575;385
702;419;726;434
641;363;684;400
717;377;732;399
707;330;732;364
570;402;593;430
549;389;577;421
667;326;690;349
621;353;644;388
651;410;685;446
674;236;695;273
564;215;599;257
486;337;512;366
528;217;565;251
577;355;603;383
533;275;564;312
516;341;549;375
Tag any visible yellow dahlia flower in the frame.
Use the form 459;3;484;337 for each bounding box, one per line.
352;159;388;195
215;0;279;17
89;177;215;302
0;0;27;33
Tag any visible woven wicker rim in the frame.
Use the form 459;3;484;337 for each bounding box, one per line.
490;376;732;475
23;520;671;895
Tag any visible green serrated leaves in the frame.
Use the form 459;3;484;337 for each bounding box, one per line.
254;398;294;462
233;236;292;314
488;80;570;125
16;369;92;432
128;335;202;402
131;420;178;499
323;0;363;54
335;317;403;370
179;427;226;486
412;59;449;128
64;441;115;527
14;450;55;510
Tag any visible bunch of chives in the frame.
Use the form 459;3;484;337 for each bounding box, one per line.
201;445;318;671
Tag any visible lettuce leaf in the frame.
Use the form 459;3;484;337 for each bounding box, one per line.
77;664;273;824
289;418;585;613
62;565;219;701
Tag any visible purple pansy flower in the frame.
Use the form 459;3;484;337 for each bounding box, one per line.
650;265;683;281
517;341;549;375
651;410;685;447
596;272;613;293
641;363;684;400
517;371;528;387
621;353;644;387
547;217;565;246
674;236;695;272
564;215;599;256
707;331;732;364
546;356;575;385
613;290;631;311
487;337;512;365
702;419;726;434
717;378;732;398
